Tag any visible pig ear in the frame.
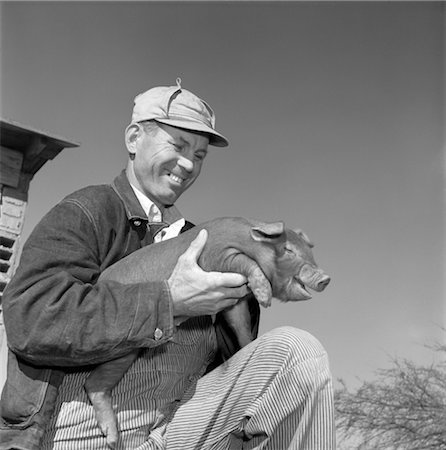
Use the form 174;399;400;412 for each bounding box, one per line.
294;229;314;248
251;222;285;242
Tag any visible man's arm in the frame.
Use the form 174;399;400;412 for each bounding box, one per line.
168;229;249;318
3;200;174;367
4;204;249;368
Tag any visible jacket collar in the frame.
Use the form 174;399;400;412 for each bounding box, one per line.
111;169;182;226
112;169;147;223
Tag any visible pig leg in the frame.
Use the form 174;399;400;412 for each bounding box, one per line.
84;351;139;449
219;253;271;348
222;253;272;307
248;266;273;307
222;298;253;348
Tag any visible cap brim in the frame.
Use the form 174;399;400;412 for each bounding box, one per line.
154;118;229;147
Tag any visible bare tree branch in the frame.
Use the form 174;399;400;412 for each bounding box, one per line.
335;345;446;449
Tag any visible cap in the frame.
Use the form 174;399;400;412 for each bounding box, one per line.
131;78;228;147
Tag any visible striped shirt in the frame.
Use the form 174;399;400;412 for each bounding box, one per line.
41;316;217;450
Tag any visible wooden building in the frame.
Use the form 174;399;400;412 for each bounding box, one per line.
0;118;79;382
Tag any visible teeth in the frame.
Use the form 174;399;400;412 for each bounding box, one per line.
168;173;184;184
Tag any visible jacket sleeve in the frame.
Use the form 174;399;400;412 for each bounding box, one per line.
3;199;174;367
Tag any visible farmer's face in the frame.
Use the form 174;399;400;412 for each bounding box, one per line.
127;122;209;206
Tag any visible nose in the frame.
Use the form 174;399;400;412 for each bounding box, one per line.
315;275;330;292
177;156;194;173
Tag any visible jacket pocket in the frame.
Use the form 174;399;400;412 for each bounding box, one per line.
0;350;63;430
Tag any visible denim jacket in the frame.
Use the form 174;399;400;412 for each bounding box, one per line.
0;170;259;450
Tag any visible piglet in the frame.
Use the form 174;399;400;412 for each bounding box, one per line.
85;217;330;448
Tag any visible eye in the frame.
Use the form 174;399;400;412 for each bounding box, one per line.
194;151;207;162
284;246;295;255
168;140;183;152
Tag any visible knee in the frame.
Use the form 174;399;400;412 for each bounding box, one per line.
262;326;328;363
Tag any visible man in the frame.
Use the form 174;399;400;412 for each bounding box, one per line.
0;79;335;449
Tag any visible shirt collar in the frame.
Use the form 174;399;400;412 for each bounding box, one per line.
131;184;161;220
111;170;182;226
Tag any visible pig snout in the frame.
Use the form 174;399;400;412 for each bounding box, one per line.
299;264;331;292
312;273;331;292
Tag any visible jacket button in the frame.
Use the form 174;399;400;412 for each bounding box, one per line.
154;328;163;340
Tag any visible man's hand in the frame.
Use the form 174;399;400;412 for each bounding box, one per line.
168;229;249;319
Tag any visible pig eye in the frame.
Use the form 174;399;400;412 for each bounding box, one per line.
284;246;295;255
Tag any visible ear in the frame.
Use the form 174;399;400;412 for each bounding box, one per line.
293;229;314;248
250;221;285;243
125;123;142;157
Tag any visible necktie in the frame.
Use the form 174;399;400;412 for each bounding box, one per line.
148;204;168;242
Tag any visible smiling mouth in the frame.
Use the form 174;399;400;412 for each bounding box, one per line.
167;172;185;185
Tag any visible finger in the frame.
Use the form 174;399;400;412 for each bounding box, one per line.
183;229;208;261
222;285;250;299
213;272;248;287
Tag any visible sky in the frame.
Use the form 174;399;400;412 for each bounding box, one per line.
0;1;445;388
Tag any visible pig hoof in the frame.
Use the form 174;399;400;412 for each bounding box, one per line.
99;412;119;449
248;267;272;307
86;390;119;448
99;420;118;449
101;418;119;449
252;287;272;307
106;433;118;449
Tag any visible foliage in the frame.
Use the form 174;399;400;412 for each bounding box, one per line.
335;345;446;449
